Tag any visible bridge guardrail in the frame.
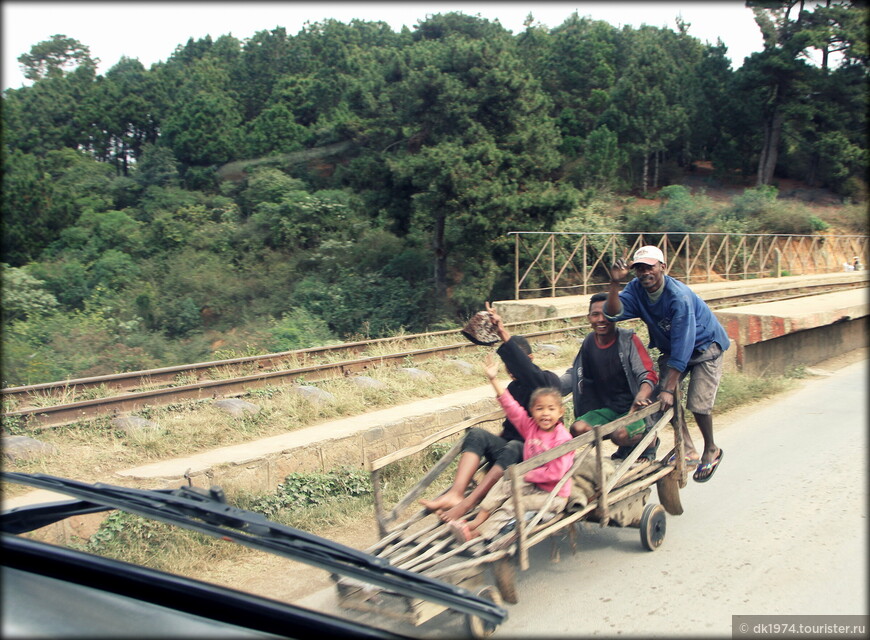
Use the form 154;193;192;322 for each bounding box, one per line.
509;231;869;299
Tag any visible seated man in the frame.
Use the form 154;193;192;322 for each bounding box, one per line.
420;302;562;522
561;292;659;459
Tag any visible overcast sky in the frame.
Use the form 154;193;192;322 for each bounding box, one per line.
2;1;765;91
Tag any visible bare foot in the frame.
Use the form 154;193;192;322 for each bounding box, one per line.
439;497;475;522
419;491;463;514
700;445;721;466
682;446;699;462
448;520;476;544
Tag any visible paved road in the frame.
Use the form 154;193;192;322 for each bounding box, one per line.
479;358;869;638
304;359;868;638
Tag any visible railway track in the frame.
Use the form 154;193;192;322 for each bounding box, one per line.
1;317;586;429
3;280;864;429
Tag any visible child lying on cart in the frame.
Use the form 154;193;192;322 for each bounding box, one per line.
449;354;574;542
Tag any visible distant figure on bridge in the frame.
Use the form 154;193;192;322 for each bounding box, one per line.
561;293;659;460
420;302;562;521
605;246;730;482
853;257;862;270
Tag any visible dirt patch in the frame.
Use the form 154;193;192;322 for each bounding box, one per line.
634;161;847;208
804;346;869;373
195;516;382;604
773;177;843;206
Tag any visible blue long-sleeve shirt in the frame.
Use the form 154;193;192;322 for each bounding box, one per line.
605;276;730;373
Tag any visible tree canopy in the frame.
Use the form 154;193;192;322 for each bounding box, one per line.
2;6;867;384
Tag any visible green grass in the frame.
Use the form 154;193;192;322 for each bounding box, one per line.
711;367;803;414
72;445;459;571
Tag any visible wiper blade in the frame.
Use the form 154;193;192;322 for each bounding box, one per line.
2;472;505;624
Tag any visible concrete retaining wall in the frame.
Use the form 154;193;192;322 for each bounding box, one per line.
716;288;867;373
9;391;505;544
741;316;868;376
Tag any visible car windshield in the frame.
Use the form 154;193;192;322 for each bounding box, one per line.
2;471;506;638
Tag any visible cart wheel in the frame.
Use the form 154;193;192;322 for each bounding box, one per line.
640;503;666;551
466;585;503;639
656;472;684;515
492;557;518;604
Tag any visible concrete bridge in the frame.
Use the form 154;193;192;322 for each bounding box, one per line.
496;270;869;375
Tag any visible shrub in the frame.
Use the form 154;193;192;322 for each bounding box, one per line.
1;309;117;384
655;185;717;231
729;185;778;219
160;297;201;337
249;469;372;517
808;216;829;232
621;185;717;234
725;187;829;234
29;258;91;309
836;203;869;234
268;308;337;351
0;264;58;322
89;250;141;291
74;510;226;574
756;201;821;235
840;176;867;204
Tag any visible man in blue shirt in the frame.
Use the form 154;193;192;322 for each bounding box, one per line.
604;246;729;482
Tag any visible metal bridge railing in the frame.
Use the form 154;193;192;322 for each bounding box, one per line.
509;232;870;299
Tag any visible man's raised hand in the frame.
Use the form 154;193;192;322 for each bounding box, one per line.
610;257;630;282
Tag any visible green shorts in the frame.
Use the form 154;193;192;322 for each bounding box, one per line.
577;407;646;438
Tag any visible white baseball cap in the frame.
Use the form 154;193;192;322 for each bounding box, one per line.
630;245;665;267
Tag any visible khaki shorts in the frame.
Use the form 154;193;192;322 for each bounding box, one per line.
659;343;724;415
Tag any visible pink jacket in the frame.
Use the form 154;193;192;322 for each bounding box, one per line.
497;390;574;497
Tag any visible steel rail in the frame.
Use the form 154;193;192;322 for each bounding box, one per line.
701;280;867;309
1;316;582;403
3;325;586;429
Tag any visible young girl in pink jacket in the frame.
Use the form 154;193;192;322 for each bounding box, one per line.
450;354;574;542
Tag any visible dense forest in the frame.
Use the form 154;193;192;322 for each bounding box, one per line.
2;1;868;386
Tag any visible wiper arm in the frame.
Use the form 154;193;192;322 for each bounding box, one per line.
2;497;114;533
2;472;505;625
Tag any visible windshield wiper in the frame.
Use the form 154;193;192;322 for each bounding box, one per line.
2;472;506;625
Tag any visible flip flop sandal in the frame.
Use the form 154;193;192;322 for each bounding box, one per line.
611;445;632;460
667;453;701;466
693;448;724;483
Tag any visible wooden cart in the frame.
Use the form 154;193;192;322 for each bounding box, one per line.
335;393;692;638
